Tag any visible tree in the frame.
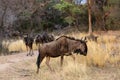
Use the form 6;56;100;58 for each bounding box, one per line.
105;0;120;30
0;0;8;29
87;0;92;35
91;0;109;31
86;0;98;42
54;0;87;30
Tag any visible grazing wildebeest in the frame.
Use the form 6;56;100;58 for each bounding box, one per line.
23;34;34;56
35;32;55;46
36;36;87;73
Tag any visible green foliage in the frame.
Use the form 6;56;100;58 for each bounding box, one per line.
54;1;88;26
64;16;74;25
15;19;32;33
106;17;120;30
15;10;33;32
12;0;88;32
54;1;81;15
19;10;32;19
54;1;73;11
21;20;31;29
71;6;81;15
104;0;120;30
13;0;120;33
108;0;120;6
35;0;46;2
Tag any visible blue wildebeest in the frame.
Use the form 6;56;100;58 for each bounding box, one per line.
36;36;88;73
23;34;34;56
35;32;55;46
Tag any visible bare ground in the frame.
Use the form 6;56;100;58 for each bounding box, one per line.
0;51;119;80
0;51;38;80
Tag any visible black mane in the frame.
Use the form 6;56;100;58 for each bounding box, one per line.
56;35;82;42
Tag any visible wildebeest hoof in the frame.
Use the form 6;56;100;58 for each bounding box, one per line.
30;53;34;56
26;54;29;56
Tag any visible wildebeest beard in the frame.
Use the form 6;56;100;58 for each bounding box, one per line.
74;49;87;56
73;41;88;56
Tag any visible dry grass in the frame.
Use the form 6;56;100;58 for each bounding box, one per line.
2;32;120;67
66;32;120;67
0;32;120;80
2;40;38;52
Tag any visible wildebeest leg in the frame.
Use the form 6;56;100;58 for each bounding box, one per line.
26;46;29;56
31;48;34;56
46;56;53;71
36;54;45;73
30;48;32;56
29;45;33;56
31;45;34;56
30;48;33;56
60;56;64;67
28;47;31;56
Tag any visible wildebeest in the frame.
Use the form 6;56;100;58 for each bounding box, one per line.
35;32;55;46
36;36;87;73
23;34;34;56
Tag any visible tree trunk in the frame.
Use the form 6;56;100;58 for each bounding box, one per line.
87;0;92;35
0;6;7;28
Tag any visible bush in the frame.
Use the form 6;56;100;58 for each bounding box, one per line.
0;41;9;56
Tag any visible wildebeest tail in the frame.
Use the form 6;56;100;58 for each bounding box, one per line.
36;51;40;68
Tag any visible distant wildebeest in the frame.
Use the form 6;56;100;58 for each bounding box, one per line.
35;32;55;46
23;34;34;56
36;36;88;73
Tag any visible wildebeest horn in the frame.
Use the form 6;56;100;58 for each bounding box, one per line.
84;37;87;41
81;37;83;40
81;37;87;42
84;37;87;42
81;37;86;40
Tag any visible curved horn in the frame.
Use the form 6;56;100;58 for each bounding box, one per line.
84;36;87;42
81;37;83;40
84;37;87;41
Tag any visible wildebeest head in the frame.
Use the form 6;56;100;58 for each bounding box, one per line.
35;32;55;45
23;34;34;46
74;38;88;56
42;32;54;43
35;34;43;45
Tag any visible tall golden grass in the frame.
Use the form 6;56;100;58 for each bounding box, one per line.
2;40;38;52
1;32;120;80
68;33;120;67
2;33;120;67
